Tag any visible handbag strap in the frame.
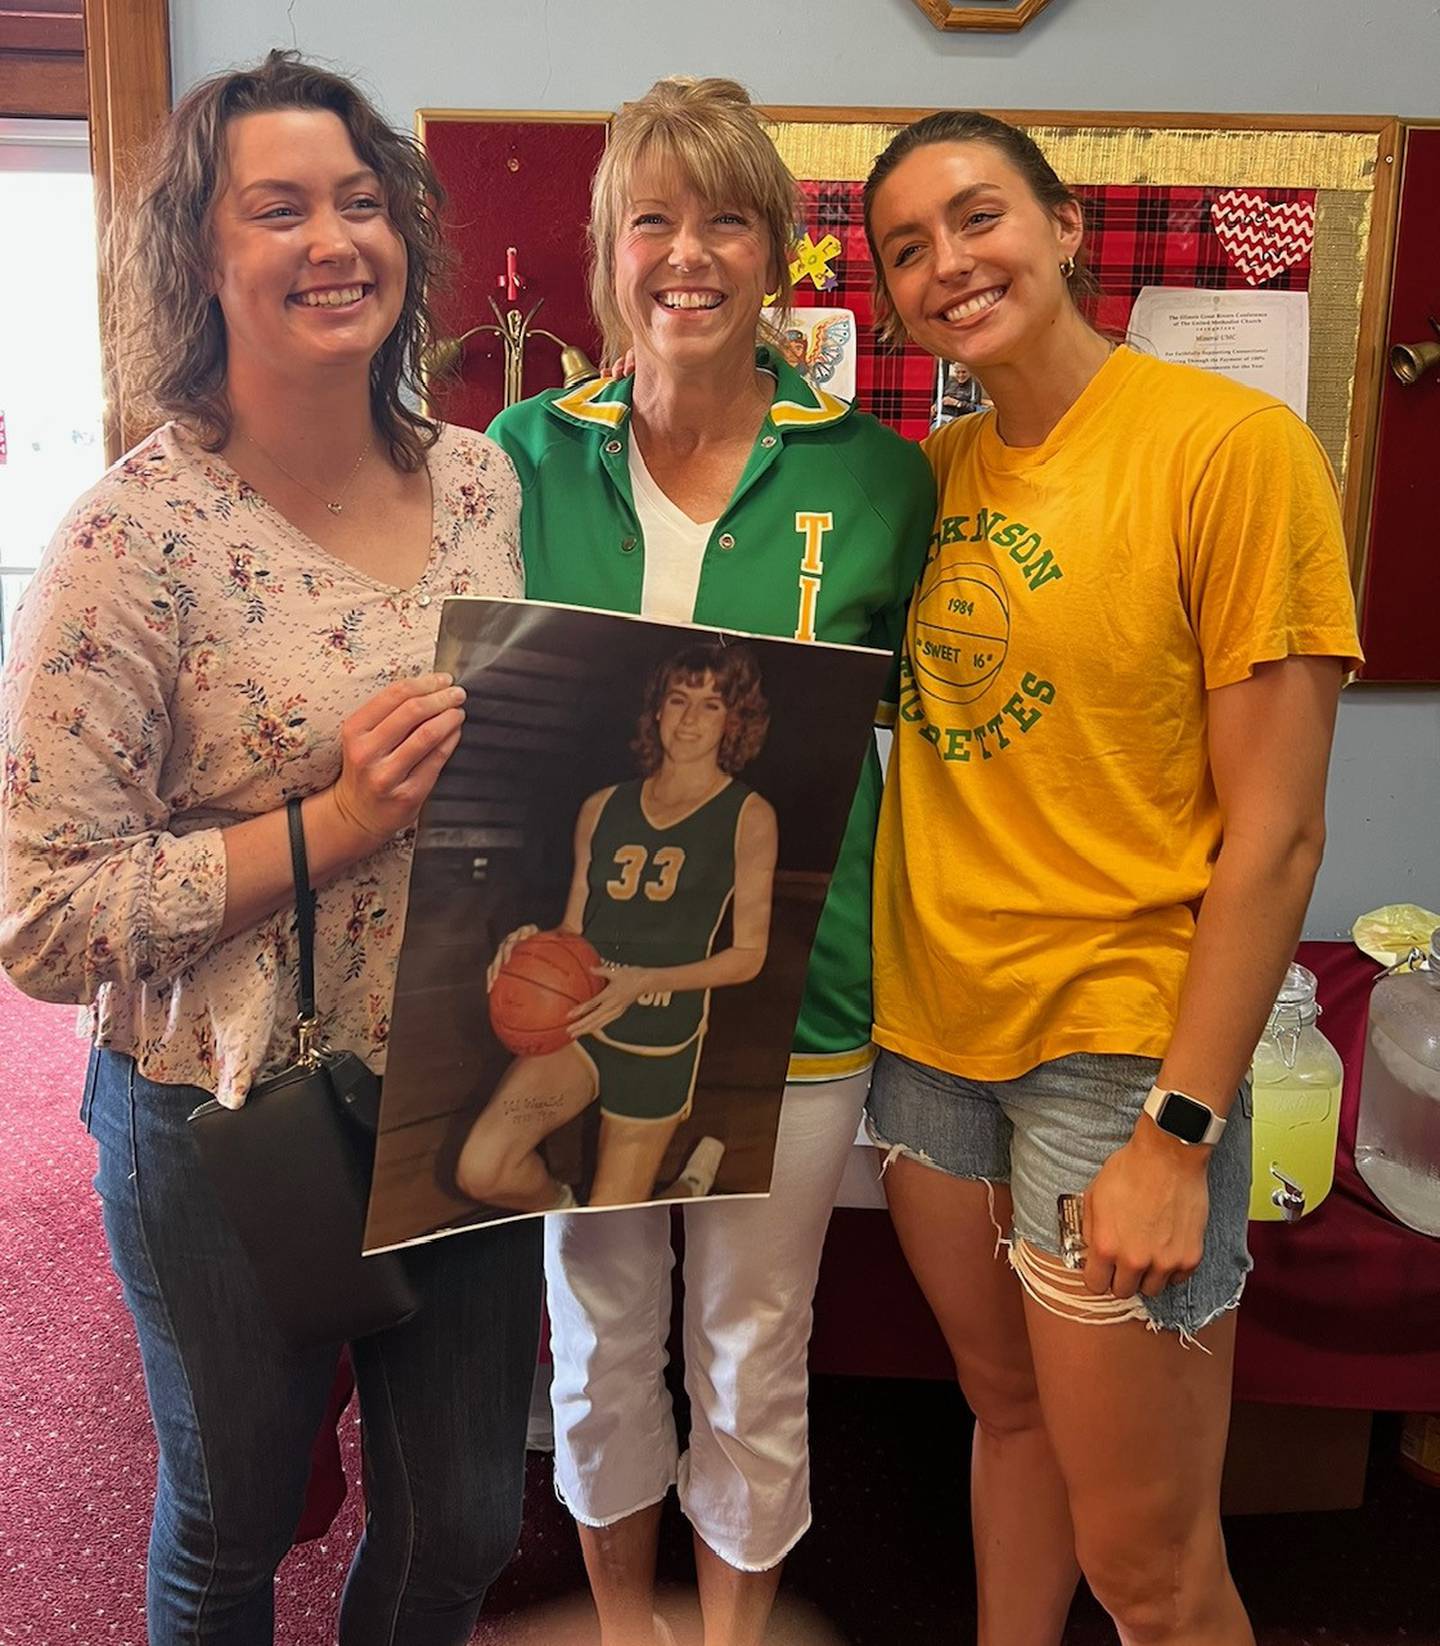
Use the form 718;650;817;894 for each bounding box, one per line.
286;797;321;1062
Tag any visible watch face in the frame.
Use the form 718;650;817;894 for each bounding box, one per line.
1159;1092;1213;1145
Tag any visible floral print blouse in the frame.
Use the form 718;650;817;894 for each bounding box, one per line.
0;421;521;1106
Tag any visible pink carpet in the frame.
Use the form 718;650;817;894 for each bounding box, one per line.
6;978;1439;1645
0;979;368;1643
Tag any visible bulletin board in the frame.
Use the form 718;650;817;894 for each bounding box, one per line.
417;105;1419;672
759;109;1402;578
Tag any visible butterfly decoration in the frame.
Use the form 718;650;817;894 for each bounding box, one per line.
779;313;854;388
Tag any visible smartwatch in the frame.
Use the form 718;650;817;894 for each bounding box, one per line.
1142;1084;1227;1147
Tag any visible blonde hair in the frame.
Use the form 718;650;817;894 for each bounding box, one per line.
588;77;798;362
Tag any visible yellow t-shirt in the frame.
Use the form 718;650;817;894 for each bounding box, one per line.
872;345;1362;1081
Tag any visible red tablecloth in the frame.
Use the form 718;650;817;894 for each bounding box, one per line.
1235;941;1440;1409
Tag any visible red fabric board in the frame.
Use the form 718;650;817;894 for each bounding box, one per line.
422;118;608;434
1359;126;1440;682
793;180;939;441
1073;183;1314;335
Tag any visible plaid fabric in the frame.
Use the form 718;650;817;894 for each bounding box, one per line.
794;181;939;441
1076;184;1316;337
791;179;1316;441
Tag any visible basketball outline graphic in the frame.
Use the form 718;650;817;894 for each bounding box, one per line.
911;562;1011;705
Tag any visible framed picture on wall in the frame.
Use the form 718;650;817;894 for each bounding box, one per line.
908;0;1058;31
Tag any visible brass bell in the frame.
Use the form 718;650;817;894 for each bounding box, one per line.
1390;317;1440;386
420;306;597;406
558;343;600;390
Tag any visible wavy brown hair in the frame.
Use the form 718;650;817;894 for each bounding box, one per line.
107;49;448;469
632;642;770;776
862;110;1099;350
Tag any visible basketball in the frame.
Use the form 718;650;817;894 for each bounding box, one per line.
911;563;1011;706
489;929;605;1057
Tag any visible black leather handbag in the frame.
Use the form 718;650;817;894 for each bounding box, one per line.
188;798;419;1349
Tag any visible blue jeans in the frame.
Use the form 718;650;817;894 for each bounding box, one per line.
83;1049;543;1646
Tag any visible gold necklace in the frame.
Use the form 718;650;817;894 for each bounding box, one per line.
241;430;373;515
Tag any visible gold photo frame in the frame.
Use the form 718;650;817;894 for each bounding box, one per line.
909;0;1058;31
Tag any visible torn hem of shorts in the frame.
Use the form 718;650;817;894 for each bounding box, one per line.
1008;1236;1243;1352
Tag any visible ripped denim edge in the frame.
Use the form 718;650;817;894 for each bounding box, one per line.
1009;1236;1247;1353
866;1122;1010;1262
865;1120;1246;1351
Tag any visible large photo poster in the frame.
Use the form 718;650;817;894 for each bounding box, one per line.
364;599;888;1253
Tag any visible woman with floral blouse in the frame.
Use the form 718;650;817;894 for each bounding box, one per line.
0;52;541;1646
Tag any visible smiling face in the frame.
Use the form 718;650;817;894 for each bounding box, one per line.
868;140;1083;373
208;107;407;383
612;165;775;373
656;673;730;768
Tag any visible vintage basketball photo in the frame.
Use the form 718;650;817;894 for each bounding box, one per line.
364;600;889;1252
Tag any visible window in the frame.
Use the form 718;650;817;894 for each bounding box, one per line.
0;116;105;658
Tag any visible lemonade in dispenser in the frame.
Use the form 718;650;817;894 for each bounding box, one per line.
1249;963;1343;1221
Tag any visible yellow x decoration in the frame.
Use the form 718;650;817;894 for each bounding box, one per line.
764;230;843;303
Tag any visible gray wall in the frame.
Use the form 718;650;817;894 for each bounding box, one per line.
173;0;1440;123
170;0;1439;937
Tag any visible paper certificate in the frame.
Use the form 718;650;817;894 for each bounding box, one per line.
1126;287;1310;419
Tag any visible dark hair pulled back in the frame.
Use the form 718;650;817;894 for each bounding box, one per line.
862;110;1097;348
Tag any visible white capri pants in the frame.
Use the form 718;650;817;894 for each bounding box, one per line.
544;1071;869;1572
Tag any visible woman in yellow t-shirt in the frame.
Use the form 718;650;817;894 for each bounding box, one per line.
863;112;1361;1646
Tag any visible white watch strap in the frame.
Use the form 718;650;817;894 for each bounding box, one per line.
1143;1084;1227;1147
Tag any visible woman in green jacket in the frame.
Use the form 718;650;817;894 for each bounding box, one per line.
483;77;932;1646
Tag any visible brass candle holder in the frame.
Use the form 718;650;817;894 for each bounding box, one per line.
424;296;598;406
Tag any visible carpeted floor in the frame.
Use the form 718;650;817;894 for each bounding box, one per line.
3;981;1438;1644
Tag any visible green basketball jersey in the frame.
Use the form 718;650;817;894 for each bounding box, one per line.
583;777;752;1053
489;348;935;1081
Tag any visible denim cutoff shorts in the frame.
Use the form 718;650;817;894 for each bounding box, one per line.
866;1048;1253;1336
